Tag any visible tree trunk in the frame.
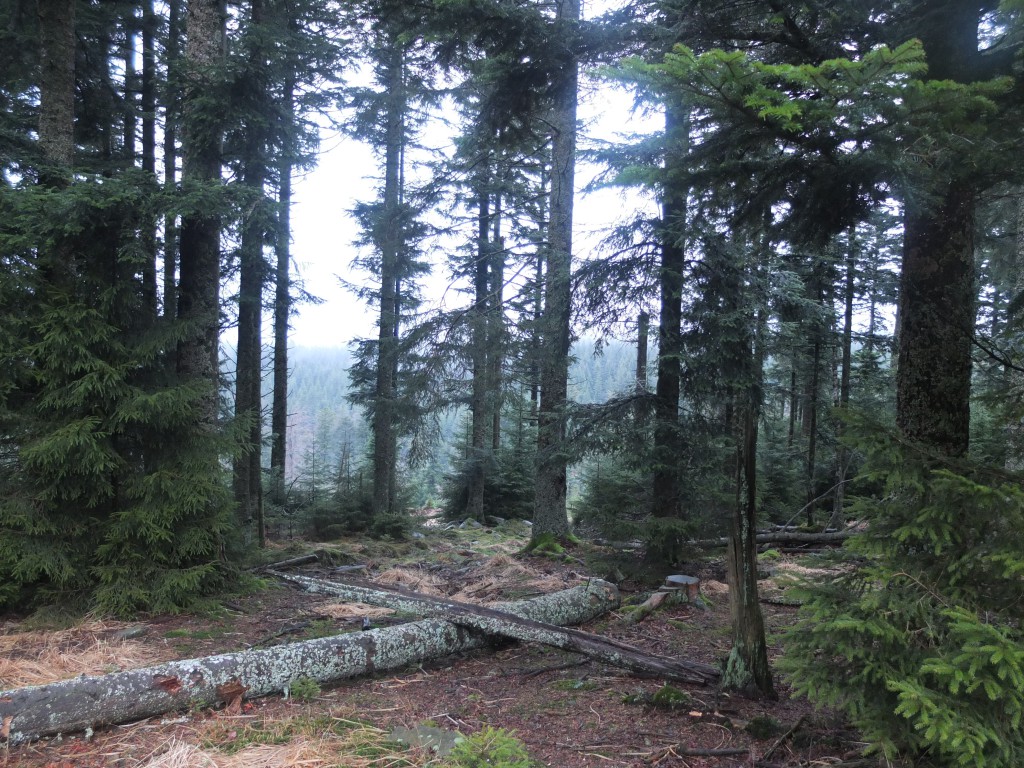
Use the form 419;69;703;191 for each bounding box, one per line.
896;182;975;457
633;311;650;429
270;71;295;508
372;42;406;519
272;572;719;685
233;0;270;543
37;0;76;179
139;0;158;316
651;100;689;523
467;180;491;521
0;581;617;745
722;311;775;699
532;0;578;540
162;0;181;319
489;191;505;452
176;0;225;415
830;228;856;529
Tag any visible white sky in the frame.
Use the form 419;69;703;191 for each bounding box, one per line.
286;76;659;348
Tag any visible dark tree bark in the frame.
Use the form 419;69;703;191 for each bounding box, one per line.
489;191;505;452
140;0;159;315
233;0;271;543
37;0;75;180
270;71;296;508
467;179;491;520
651;100;688;523
176;0;225;415
830;228;856;529
532;0;578;540
162;0;181;319
635;311;650;428
896;183;975;457
722;310;775;699
892;0;995;457
371;42;406;518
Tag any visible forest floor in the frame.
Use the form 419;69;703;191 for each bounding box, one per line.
0;520;865;768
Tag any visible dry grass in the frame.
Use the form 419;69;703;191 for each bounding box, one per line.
451;554;568;603
153;711;430;768
374;568;446;596
0;620;175;689
701;579;730;597
142;738;336;768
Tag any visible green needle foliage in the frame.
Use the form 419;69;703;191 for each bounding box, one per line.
0;176;235;616
781;415;1024;767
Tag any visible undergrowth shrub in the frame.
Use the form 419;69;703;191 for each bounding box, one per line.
447;726;535;768
442;442;535;521
781;418;1024;767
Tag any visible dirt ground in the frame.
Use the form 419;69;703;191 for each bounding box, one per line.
0;523;863;768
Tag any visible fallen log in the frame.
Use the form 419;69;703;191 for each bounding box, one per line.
246;553;319;572
691;530;854;548
0;581;616;745
272;572;720;686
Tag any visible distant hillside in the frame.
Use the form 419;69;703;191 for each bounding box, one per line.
277;337;646;483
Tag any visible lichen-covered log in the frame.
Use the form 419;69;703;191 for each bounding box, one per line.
273;573;719;685
0;581;616;745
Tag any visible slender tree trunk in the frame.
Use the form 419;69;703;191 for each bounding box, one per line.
830;228;856;529
630;313;647;430
896;183;975;457
233;0;271;544
722;304;775;699
467;180;490;521
528;168;548;417
489;191;505;452
532;0;578;540
176;0;225;415
162;0;180;319
270;73;296;508
372;42;406;518
122;10;136;162
140;0;158;315
1007;192;1024;469
651;100;688;524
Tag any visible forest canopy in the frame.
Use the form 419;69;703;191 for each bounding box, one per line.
1;0;1023;763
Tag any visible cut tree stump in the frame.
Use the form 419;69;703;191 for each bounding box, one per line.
272;572;721;686
0;581;616;745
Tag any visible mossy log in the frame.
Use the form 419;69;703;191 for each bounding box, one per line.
273;572;720;686
0;581;616;745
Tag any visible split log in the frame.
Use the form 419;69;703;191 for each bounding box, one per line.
0;581;616;745
272;572;720;686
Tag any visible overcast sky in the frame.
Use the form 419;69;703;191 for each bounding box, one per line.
285;76;660;349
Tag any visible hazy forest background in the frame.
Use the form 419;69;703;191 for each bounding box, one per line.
3;0;1024;764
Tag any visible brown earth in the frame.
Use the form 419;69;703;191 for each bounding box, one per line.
0;524;863;768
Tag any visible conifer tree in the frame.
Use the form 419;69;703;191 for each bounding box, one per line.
532;0;579;542
177;0;226;408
